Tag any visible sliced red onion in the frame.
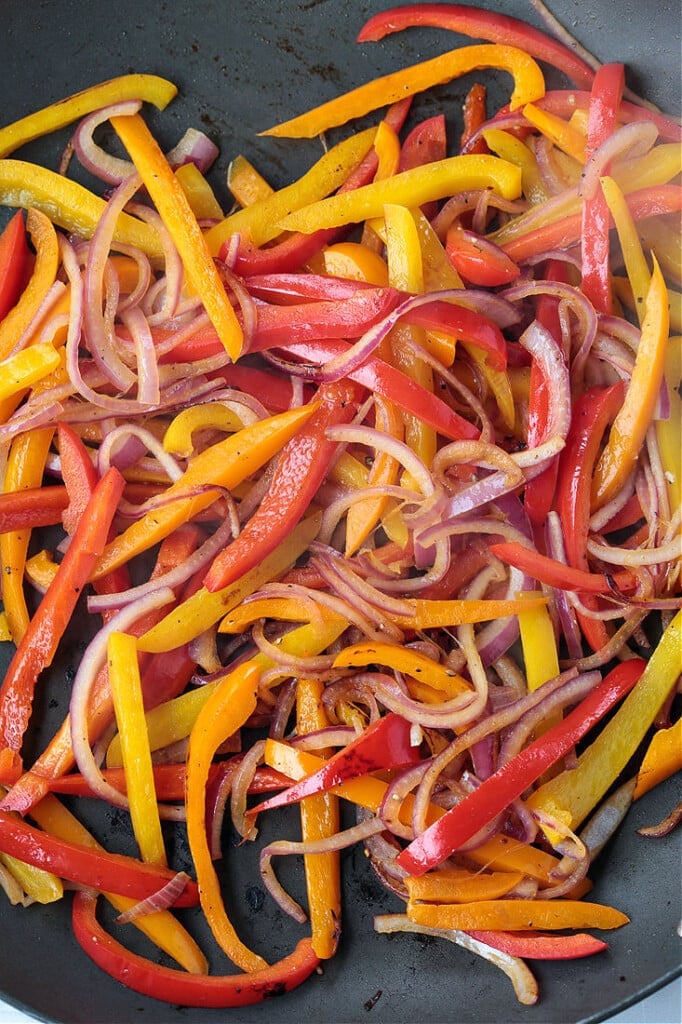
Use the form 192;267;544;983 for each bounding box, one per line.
326;424;435;497
579;778;636;861
118;306;160;406
545;512;584;660
128;200;184;324
309;556;403;643
115;871;191;923
113;244;153;313
310;542;414;617
431;190;526;239
637;799;682;838
72;101;141;184
229;740;266;843
97;423;184;481
580;121;659;201
379;761;432;840
166;127;219;174
321;674;382;725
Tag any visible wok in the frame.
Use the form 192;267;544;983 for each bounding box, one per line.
0;2;680;1022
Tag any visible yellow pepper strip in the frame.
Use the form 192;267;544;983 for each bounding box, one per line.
0;74;177;158
0;850;63;904
108;632;167;867
162;401;247;458
363;121;402;240
405;867;524;903
345;396;404;556
175;162;224;221
600;175;651;324
24;549;60;591
0;614;11;642
278;155;523;233
521;103;587;163
0;341;60;402
482;127;549;204
0;161;161;256
638;215;682;285
615;277;682;334
332;642;472;698
206;127;378;253
111;113;242;361
185;662;267;972
30;793;207;974
0;208;59;361
296;678;341;959
407;898;628;932
0;426;55;644
529;610;682;830
264;741;560;885
137;512;321;654
591;257;669;508
227;154;275;206
264;44;544;138
655;335;681;515
518;595;559;692
391;595;547;629
634;719;682;800
308;240;389;285
93;403;317;580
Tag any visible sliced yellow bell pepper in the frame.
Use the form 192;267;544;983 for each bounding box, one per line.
175;162;224;221
92;403;317;580
111;113;242;360
205;127;377;252
0;208;59;362
218;596;341;634
0;341;60;402
227;154;274;206
600;175;651;323
592;257;669;508
482;127;549;204
0;74;177;157
522;103;587;163
518;595;559;692
162;401;247;458
655;335;681;515
263;44;544;138
0;850;63;904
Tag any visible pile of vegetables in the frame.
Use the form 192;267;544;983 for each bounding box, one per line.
0;1;679;1011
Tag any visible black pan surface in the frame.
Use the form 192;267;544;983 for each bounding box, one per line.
0;2;680;1022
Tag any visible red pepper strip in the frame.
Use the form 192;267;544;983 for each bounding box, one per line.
72;890;319;1008
245;273;377;304
57;422;99;536
357;4;596;88
399;113;447;220
554;382;625;651
204;381;360;592
460;83;488;154
248;288;400;350
501;184;682;263
524;260;570;528
250;712;420;816
0;210;30;320
0;810;198;904
0;485;68;532
279;338;480;441
580;64;625;314
467;930;608;960
0;467;125;784
396;659;645;876
445;224;520;287
488;541;635;595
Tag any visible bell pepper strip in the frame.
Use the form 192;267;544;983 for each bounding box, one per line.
395;660;644;876
405;868;524;903
407;899;628;932
72;889;320;1008
633;720;682;800
0;426;55;645
296;678;342;959
251;713;421;816
91;404;316;581
205;127;378;252
185;661;268;972
0;74;177;157
522;103;586;163
263;44;545;138
592;258;669;509
108;631;167;867
467;930;607;960
529;612;682;831
0;210;30;321
110;113;242;361
482;128;548;204
445;224;520;287
488;542;636;595
162;402;246;458
0;340;60;401
174;162;224;221
227;154;274;206
0;160;162;256
333;641;472;697
517;597;559;693
0;848;63;905
217;597;343;635
580;63;625;315
0;808;198;905
345;395;403;556
277;155;523;232
601;175;652;325
307;241;389;286
202;383;357;593
57;422;100;536
0;485;68;532
0;467;125;784
0;208;59;362
357;5;596;90
461;83;488;154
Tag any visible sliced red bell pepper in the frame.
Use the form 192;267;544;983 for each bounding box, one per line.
0;466;125;784
357;4;596;88
396;659;645;876
399;113;447;219
460;82;488;154
580;64;625;315
250;712;421;815
0;809;198;905
0;485;68;533
57;422;100;536
467;930;608;960
72;890;320;1008
0;210;30;321
445;224;520;287
488;540;636;595
203;381;360;592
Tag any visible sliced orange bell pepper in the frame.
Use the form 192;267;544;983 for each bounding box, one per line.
405;867;524;903
634;719;682;800
406;898;629;932
332;641;472;698
522;103;586;163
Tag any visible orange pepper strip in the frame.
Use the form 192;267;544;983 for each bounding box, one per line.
0;208;59;361
263;44;545;137
296;679;341;959
110;113;242;361
390;595;548;629
521;103;587;163
227;154;274;206
405;868;524;903
634;720;682;800
333;642;472;697
407;899;629;932
185;662;268;972
92;403;317;580
30;793;207;974
345;396;404;556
